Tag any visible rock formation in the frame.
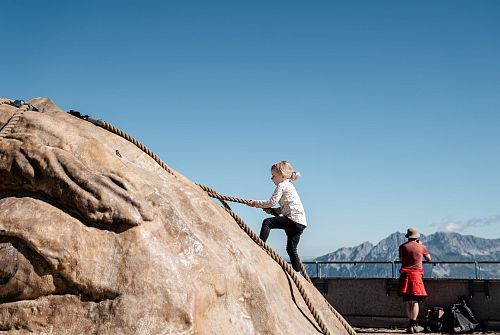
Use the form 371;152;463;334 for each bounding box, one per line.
0;98;352;334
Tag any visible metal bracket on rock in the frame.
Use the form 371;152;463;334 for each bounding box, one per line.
9;100;39;112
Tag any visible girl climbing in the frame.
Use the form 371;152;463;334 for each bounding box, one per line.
248;161;307;273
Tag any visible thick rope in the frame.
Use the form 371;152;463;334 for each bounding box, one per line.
94;119;356;335
222;208;357;335
0;101;355;335
198;186;313;283
195;188;354;334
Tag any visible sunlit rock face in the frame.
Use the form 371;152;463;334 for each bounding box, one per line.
0;98;349;335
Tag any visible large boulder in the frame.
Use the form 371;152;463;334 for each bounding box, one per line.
0;98;352;335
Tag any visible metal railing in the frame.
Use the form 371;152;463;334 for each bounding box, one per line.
303;260;500;279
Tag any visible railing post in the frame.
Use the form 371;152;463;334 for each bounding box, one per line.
315;261;319;278
391;261;395;278
474;261;479;279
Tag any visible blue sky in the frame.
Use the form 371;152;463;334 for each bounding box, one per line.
1;1;499;257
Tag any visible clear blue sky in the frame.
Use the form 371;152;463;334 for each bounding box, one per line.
2;1;499;257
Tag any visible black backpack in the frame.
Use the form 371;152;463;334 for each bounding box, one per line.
424;307;445;333
443;297;480;334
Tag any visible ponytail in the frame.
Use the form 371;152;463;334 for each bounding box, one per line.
290;171;301;181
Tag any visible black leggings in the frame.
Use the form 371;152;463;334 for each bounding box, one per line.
259;216;306;272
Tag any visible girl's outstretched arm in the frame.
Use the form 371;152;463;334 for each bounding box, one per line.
253;183;284;208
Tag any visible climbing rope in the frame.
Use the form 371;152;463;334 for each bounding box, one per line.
190;185;351;331
92;119;356;335
195;184;313;282
0;100;356;335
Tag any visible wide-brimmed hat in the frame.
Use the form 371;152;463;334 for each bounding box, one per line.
405;227;420;239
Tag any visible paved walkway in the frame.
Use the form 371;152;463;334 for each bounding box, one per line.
355;329;425;334
355;328;498;334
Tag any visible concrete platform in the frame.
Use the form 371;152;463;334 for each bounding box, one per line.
312;278;500;330
355;328;500;334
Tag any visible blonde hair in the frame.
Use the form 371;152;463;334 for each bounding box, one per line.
271;161;301;181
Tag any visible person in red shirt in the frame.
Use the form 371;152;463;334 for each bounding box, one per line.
399;227;431;334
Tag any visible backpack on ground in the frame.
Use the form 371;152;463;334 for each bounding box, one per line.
424;306;445;333
444;297;480;334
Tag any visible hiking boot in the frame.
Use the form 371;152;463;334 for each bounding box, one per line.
406;322;415;334
406;319;423;334
413;325;424;333
406;324;424;334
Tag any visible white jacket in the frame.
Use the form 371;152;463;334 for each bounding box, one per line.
254;179;307;226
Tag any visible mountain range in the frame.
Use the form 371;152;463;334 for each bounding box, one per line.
307;232;500;279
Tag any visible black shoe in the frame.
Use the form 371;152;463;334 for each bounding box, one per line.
406;323;423;334
406;321;415;334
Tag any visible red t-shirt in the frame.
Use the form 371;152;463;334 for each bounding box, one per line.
399;240;430;269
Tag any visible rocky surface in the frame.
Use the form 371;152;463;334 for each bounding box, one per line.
0;98;350;334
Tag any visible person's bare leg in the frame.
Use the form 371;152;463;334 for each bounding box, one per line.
406;301;424;333
409;301;419;320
